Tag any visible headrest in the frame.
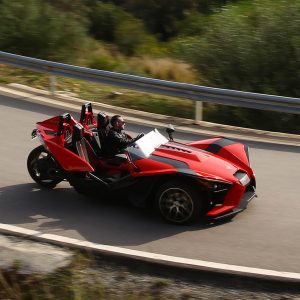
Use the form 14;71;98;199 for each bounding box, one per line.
72;123;84;141
97;112;110;130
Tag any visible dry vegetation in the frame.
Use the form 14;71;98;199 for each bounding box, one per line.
1;251;299;300
0;63;195;119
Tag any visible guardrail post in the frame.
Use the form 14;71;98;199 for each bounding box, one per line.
49;75;56;96
195;101;203;123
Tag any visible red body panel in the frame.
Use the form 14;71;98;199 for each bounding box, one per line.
153;144;238;181
45;140;94;172
36;116;94;172
133;157;177;177
206;182;245;217
189;137;254;176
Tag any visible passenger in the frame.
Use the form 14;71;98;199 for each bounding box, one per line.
107;115;144;156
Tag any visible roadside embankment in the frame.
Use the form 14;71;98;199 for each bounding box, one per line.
1;234;300;300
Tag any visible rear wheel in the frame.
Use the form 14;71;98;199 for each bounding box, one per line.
155;181;203;225
27;145;62;189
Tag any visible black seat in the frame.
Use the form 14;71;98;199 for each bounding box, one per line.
89;130;102;157
72;123;98;165
96;112;110;157
97;111;110;131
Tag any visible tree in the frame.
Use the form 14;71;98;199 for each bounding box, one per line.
0;0;88;62
88;2;123;42
173;0;300;97
88;2;158;55
172;0;300;133
100;0;238;40
114;18;157;55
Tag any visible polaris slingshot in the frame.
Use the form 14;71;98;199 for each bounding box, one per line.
27;103;256;224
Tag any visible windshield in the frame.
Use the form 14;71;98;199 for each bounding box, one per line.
127;129;168;160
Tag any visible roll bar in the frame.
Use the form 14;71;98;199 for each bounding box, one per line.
57;113;72;136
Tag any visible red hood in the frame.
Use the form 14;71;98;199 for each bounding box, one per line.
152;143;239;181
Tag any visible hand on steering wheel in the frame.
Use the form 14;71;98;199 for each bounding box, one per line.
136;133;145;140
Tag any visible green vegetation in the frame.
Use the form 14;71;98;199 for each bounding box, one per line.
0;0;299;133
171;0;300;132
0;65;195;119
0;0;88;63
172;0;300;97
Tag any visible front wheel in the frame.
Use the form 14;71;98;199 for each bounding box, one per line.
27;145;62;188
155;181;203;225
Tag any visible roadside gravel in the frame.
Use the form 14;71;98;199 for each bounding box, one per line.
84;260;300;299
0;234;299;299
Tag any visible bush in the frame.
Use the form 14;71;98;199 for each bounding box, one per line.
109;0;237;40
0;0;88;63
87;54;121;71
171;0;300;133
114;18;158;56
88;2;123;42
88;2;159;56
173;0;300;97
129;57;197;82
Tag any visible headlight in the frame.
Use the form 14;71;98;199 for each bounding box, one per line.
197;178;232;192
234;171;250;186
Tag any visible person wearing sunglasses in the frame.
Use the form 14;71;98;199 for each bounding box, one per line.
107;115;144;156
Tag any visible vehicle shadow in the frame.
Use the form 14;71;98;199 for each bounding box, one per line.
0;183;225;247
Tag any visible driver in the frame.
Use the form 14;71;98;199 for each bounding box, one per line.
107;115;144;156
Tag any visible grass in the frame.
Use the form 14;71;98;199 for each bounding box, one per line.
124;56;199;82
0;64;195;120
1;64;299;134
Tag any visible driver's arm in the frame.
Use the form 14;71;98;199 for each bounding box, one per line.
108;130;134;148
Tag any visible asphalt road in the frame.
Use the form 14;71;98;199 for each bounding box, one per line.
0;94;300;274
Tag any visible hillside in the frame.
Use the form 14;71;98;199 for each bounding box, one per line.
0;0;299;133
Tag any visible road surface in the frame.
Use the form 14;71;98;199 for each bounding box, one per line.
0;94;299;273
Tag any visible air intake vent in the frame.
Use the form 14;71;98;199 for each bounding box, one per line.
160;144;192;153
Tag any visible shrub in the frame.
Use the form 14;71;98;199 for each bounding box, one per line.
171;0;300;132
114;18;157;56
88;2;123;42
173;0;300;97
0;0;88;63
87;54;121;71
131;57;198;83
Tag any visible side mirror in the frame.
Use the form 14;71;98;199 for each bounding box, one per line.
166;124;175;141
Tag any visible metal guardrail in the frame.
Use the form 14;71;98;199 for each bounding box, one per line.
1;51;300;118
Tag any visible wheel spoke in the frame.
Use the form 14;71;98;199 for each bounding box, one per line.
178;204;188;214
159;187;194;223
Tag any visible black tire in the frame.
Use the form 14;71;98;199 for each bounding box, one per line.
155;180;203;225
27;145;62;189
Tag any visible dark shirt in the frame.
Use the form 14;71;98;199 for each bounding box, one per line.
107;128;134;156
